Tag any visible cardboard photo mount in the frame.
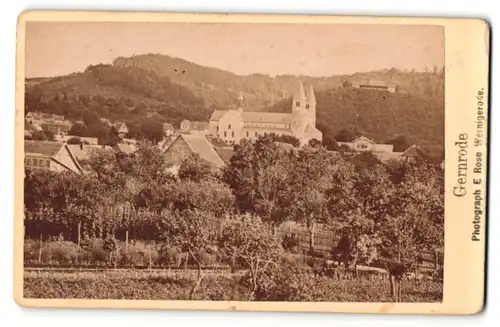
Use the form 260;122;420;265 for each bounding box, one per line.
14;10;490;315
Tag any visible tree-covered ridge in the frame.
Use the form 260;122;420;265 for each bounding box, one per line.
270;86;444;160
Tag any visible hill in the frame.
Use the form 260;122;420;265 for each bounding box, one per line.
112;54;444;109
24;54;444;157
269;86;444;159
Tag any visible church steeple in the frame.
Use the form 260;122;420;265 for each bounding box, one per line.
306;83;316;106
236;91;244;113
292;79;306;112
306;83;317;126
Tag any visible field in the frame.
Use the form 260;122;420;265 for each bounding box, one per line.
24;269;443;302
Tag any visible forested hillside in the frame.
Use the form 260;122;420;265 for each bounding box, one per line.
270;86;444;159
25;53;444;158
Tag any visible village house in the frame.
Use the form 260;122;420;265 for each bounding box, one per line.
337;136;424;163
180;119;192;133
351;79;397;93
25;122;44;133
41;120;73;137
24;140;83;175
66;143;114;168
399;144;429;162
26;112;63;125
208;81;322;146
162;123;175;137
58;135;99;145
163;134;226;175
190;122;209;136
113;122;129;137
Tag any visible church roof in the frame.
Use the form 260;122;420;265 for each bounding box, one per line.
210;110;292;124
306;83;316;104
242;112;292;124
210;110;228;121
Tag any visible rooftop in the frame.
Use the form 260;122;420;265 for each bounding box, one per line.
25;140;63;157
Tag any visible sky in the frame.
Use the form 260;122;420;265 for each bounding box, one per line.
25;22;444;78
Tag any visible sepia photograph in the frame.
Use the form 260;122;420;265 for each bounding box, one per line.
13;12;488;314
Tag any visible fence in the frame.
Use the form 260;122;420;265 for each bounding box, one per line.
24;205;443;270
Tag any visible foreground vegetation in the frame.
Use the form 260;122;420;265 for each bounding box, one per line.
24;268;443;302
24;135;444;302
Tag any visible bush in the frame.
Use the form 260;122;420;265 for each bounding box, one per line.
116;241;159;266
81;238;108;264
40;241;84;264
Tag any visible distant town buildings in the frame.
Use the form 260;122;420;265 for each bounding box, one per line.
208;80;322;146
337;136;425;163
25;112;73;138
56;135;99;145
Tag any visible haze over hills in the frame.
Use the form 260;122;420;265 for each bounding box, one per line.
25;53;444;158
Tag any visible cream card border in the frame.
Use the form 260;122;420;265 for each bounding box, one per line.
13;11;490;315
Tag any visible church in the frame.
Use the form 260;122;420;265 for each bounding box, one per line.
208;80;322;146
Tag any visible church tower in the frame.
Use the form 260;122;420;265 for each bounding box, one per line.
291;79;307;138
292;79;307;113
236;91;245;114
306;83;317;126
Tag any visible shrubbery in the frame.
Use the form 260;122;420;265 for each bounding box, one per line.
24;268;443;302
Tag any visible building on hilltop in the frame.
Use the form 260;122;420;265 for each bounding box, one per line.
351;79;397;93
208;80;322;146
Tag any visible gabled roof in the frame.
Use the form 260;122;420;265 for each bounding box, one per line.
114;122;128;129
210;110;228;121
25;140;64;157
67;144;114;162
401;145;426;158
354;136;374;144
25;140;84;174
214;147;234;164
167;134;225;168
